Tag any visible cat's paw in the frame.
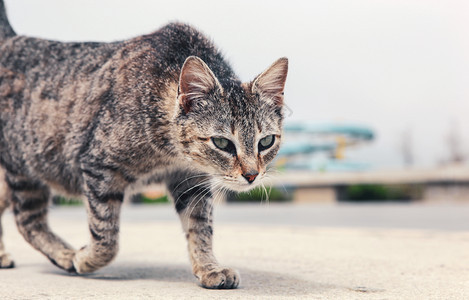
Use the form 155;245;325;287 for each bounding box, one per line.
72;247;94;274
49;249;77;273
198;267;240;289
72;245;117;274
0;252;14;268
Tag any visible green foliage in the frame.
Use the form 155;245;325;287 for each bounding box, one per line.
346;184;388;201
52;196;83;206
130;193;169;204
140;194;169;204
345;184;422;201
231;186;290;202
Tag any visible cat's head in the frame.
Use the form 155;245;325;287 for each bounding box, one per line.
175;56;288;192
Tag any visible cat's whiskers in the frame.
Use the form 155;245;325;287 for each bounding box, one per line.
173;180;208;210
260;182;270;205
211;179;230;210
177;174;230;222
183;178;223;222
171;174;210;194
173;177;212;210
210;178;227;208
264;169;288;194
195;180;225;220
209;184;228;215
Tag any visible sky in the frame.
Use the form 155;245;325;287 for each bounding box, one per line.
4;0;469;169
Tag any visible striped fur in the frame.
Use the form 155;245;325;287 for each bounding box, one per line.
0;0;287;289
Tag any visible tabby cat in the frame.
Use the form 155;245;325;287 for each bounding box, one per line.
0;1;287;289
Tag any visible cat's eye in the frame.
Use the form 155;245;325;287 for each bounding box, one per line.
212;137;236;155
258;135;275;152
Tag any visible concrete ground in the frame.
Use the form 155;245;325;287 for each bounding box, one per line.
1;203;468;299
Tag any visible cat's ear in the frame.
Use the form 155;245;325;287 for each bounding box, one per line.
252;57;288;106
178;56;223;114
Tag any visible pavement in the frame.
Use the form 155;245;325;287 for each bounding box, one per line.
1;203;468;299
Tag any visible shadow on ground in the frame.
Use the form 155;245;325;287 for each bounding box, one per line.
43;262;339;297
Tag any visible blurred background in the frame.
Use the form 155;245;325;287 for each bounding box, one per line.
6;0;469;204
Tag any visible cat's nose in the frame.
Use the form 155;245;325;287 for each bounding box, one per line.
242;172;259;184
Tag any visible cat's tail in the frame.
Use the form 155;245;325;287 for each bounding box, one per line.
0;0;15;41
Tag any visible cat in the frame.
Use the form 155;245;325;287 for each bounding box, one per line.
0;0;287;289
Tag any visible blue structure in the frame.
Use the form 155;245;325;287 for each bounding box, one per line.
276;122;375;172
283;123;374;141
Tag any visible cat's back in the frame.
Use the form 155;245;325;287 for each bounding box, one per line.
0;35;122;151
0;36;121;99
0;22;225;108
0;35;124;135
127;23;234;83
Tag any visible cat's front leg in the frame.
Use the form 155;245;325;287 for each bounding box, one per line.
73;196;121;273
167;173;240;289
183;206;240;289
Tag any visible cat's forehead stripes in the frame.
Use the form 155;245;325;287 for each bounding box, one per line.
256;120;262;133
230;122;236;135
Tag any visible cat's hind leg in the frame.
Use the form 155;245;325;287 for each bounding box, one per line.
10;169;122;274
167;171;240;289
7;173;76;272
0;168;14;268
70;166;123;274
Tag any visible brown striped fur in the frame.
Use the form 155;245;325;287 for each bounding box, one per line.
0;1;287;289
